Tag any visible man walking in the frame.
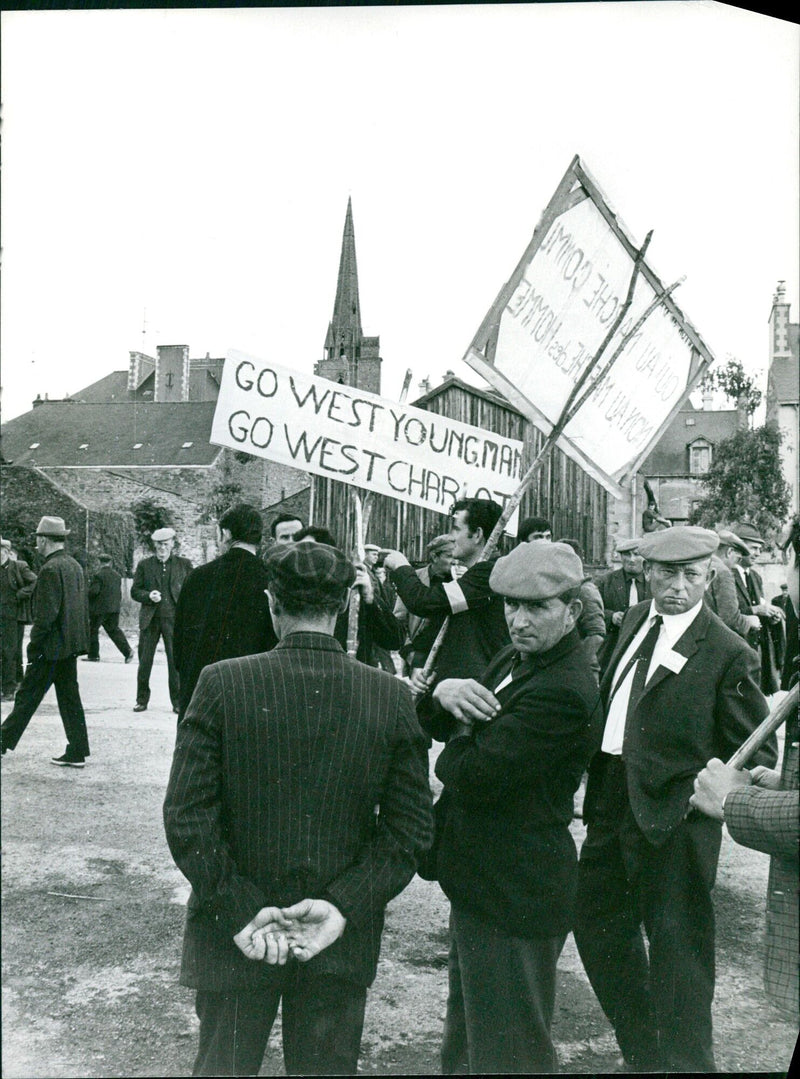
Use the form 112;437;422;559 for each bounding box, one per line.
163;541;432;1076
131;527;192;713
427;541;602;1072
573;526;777;1072
85;554;133;663
173;504;277;717
1;516;91;767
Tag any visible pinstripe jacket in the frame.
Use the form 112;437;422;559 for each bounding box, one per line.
725;714;799;1015
163;631;433;991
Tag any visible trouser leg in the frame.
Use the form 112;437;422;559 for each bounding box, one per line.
103;612;132;658
574;816;659;1070
136;621;160;705
192;987;281;1077
1;613;18;693
447;903;563;1074
160;619;180;708
281;966;367;1076
637;816;720;1072
15;622;26;682
0;655;55;750
88;614;101;659
53;656;90;758
441;907;470;1074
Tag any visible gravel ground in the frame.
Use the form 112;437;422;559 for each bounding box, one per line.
1;637;796;1076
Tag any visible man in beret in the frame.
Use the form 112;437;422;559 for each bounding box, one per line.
706;529;763;641
131;527;192;713
1;517;91;766
596;538;650;675
424;541;602;1072
573;526;778;1072
163;541;432;1076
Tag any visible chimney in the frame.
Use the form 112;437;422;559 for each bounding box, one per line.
701;388;714;410
155;345;190;403
418;377;431;395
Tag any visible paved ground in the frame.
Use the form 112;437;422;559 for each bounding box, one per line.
1;635;797;1077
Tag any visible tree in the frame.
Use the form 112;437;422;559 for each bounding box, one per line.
131;498;175;551
700;357;762;422
689;424;789;539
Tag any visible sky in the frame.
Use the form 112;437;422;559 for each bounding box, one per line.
1;1;798;424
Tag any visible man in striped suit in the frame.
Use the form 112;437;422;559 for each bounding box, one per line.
163;541;432;1077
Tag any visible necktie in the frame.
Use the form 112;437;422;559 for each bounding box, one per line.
746;569;761;605
608;614;664;709
628;577;638;607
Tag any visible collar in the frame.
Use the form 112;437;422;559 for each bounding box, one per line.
274;631;344;653
511;627;582;672
228;543;257;556
648;597;704;645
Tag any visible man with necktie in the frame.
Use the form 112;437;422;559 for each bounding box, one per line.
574;526;777;1072
732;522;784;693
596;538;650;675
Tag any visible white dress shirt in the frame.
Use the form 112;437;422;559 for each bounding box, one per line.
601;598;704;755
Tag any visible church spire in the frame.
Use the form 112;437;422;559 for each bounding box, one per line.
324;198;362;363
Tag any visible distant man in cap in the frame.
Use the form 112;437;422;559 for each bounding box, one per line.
690;513;799;1018
1;517;91;766
131;527;192;712
0;537;37;700
706;529;763;641
596;538;650;675
163;540;432;1076
85;553;134;664
270;512;305;546
731;522;785;692
573;526;777;1072
173;504;277;719
393;534;455;675
424;541;602;1072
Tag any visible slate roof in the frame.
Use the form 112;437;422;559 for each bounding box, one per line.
770;351;799;404
639;407;739;476
1;401;221;467
68;370;131;403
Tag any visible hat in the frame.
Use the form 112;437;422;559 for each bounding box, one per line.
615;537;642;554
716;529;750;557
733;522;764;546
97;552;113;564
489;540;584;601
266;541;355;603
427;533;455;555
637;525;718;564
36;516;70;538
363;543;381;553
0;538;11;550
151;527;176;542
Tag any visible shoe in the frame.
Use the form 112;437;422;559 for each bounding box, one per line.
124;653;134;664
133;703;147;712
51;753;85;768
82;657;100;663
173;707;179;714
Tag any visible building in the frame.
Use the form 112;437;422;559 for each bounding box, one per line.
766;281;799;515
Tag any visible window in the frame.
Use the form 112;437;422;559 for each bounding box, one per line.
685;417;696;426
181;441;193;449
689;438;712;475
79;443;88;450
133;443;143;450
29;442;40;449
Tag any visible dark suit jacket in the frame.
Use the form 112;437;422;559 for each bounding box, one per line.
131;554;192;630
163;631;433;992
434;630;603;938
3;557;37;623
596;567;650;672
28;549;89;660
173;547;278;714
585;601;776;849
88;565;123;617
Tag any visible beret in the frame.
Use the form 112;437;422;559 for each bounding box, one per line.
717;529;750;557
637;525;718;563
151;527;176;542
427;534;455;555
615;537;642;554
266;541;355;602
732;521;764;545
489;540;584;600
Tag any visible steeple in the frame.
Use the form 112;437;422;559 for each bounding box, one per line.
316;199;382;394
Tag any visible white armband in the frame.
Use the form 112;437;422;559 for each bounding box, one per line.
442;579;469;614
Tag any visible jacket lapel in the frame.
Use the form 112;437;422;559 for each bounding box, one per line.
600;602;650;701
638;605;708;700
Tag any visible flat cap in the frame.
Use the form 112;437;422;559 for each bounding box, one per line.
615;537;642;554
151;527;176;542
36;515;70;538
266;541;355;603
489;540;584;600
427;534;455;555
717;529;750;557
363;543;381;553
638;525;718;563
97;552;113;563
733;521;764;545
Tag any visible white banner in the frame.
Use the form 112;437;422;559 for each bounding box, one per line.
210;351;524;517
465;157;714;493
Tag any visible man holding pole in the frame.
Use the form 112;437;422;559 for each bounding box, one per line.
573;526;777;1073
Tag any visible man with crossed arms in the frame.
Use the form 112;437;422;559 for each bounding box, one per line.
574;526;777;1072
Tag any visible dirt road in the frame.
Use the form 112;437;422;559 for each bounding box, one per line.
1;640;796;1076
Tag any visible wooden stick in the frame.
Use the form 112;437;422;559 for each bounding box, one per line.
346;491;366;657
726;684;797;770
46;892;113;902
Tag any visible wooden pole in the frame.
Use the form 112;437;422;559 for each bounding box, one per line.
346;491;366;657
726;685;797;770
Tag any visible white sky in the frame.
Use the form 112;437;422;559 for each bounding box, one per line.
1;2;798;423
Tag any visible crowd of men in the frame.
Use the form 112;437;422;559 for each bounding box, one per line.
1;502;797;1075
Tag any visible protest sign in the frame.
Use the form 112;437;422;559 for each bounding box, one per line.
210;351;524;516
464;156;715;497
